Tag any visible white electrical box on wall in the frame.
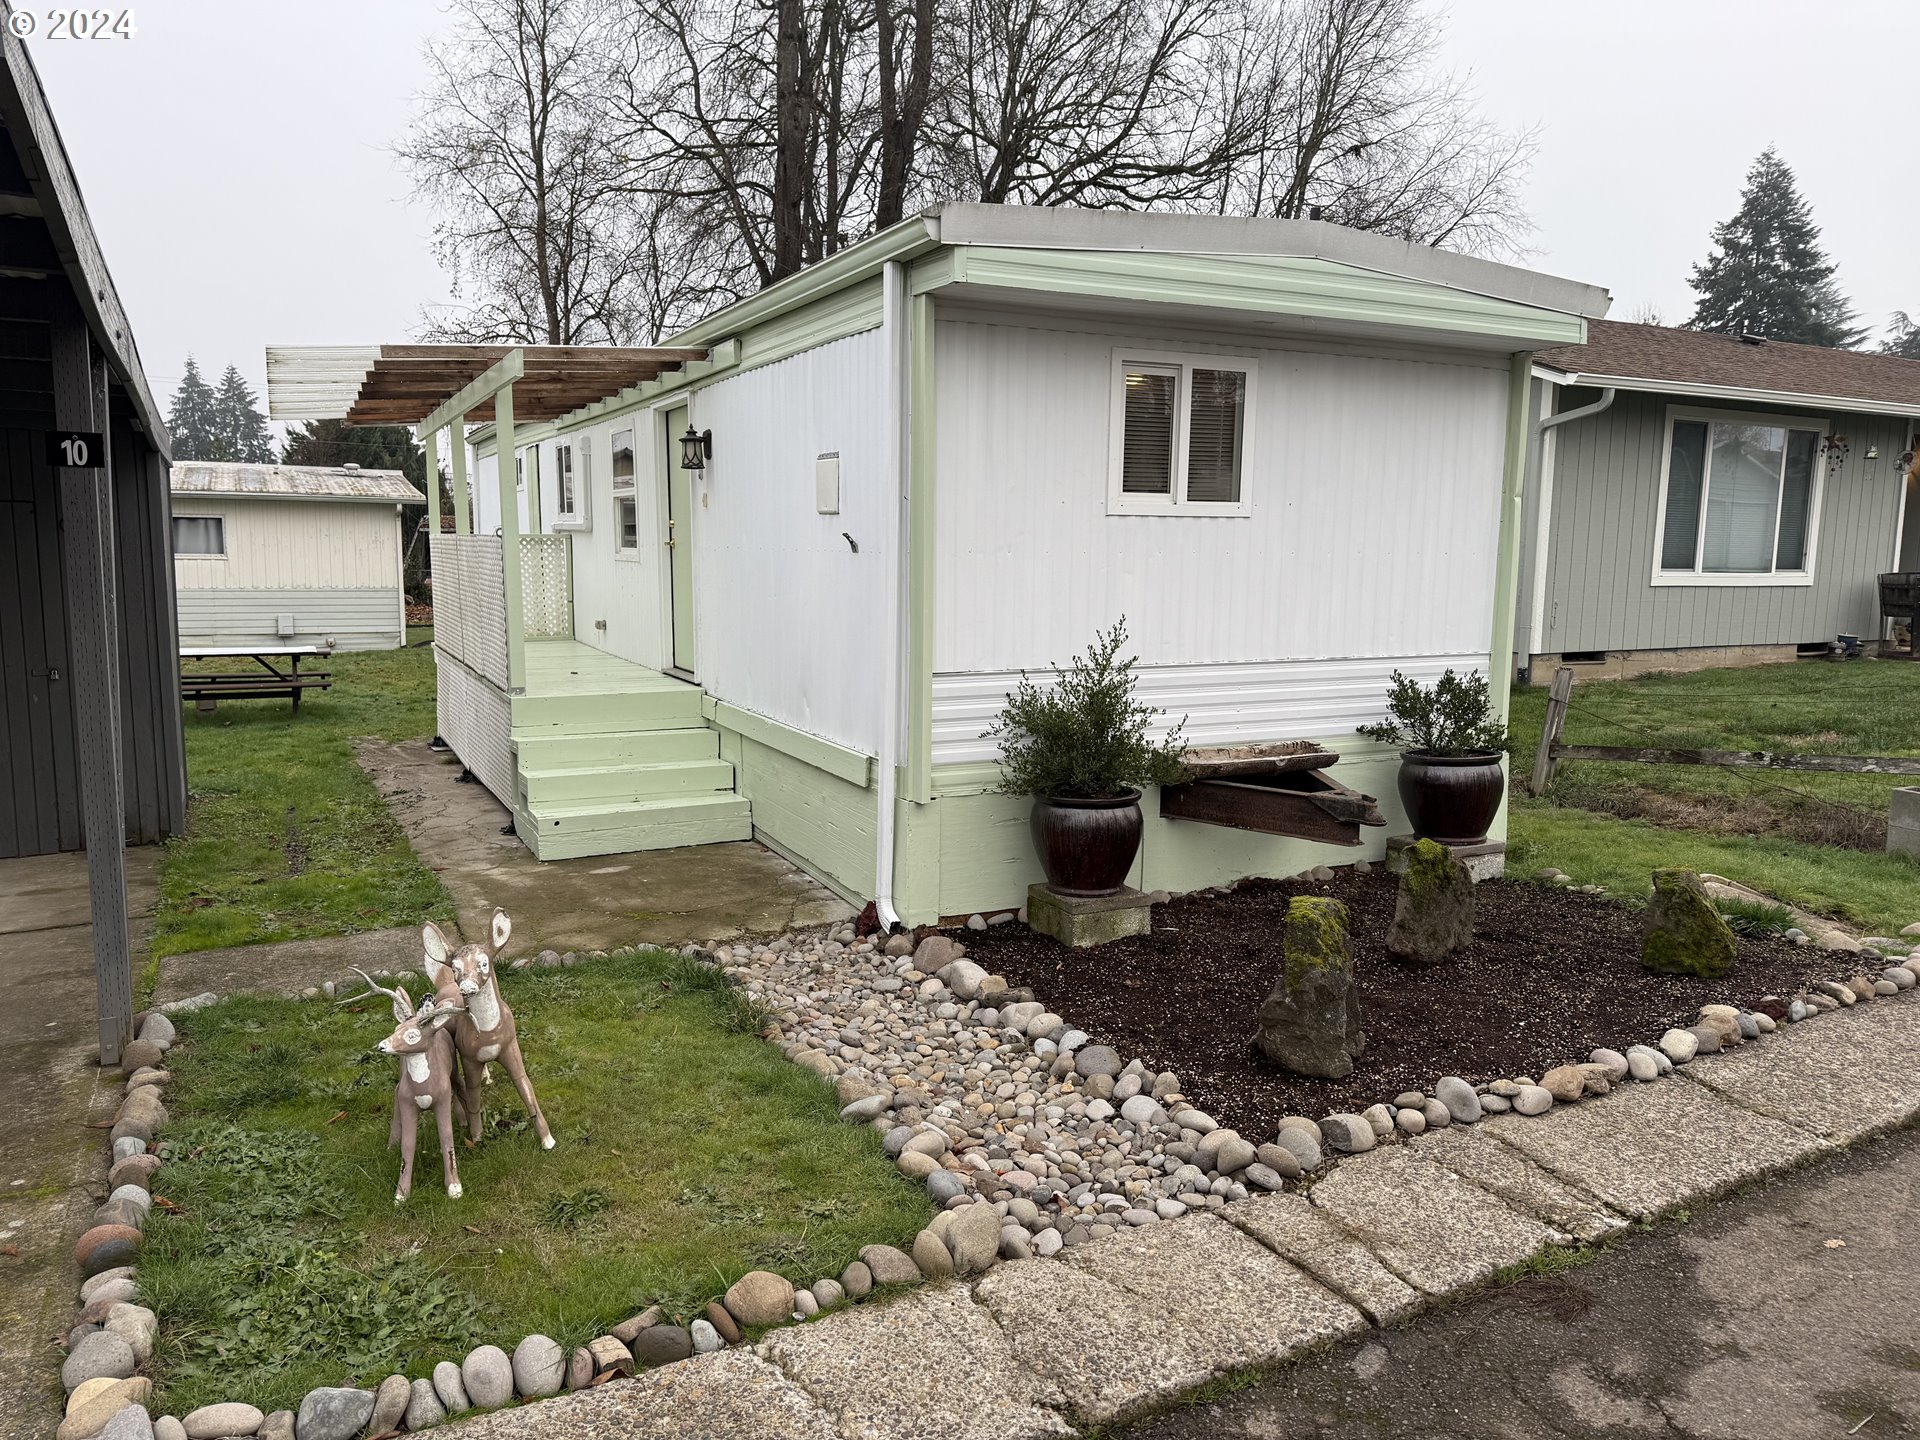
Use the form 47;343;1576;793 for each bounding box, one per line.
815;452;841;514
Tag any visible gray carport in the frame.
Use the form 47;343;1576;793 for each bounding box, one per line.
0;29;182;1062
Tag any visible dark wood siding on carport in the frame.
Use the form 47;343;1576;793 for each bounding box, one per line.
0;396;184;857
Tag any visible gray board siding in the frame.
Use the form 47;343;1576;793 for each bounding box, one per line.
176;587;402;651
1539;387;1910;656
0;412;184;858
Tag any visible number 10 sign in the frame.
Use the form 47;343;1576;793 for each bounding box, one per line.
47;431;104;469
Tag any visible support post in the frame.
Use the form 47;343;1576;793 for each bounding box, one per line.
524;443;542;535
904;291;936;804
52;297;132;1065
422;426;441;538
496;383;525;691
1528;665;1574;797
1488;353;1534;726
450;416;471;535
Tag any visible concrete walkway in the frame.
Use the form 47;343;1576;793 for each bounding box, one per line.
358;739;854;954
0;849;158;1440
439;989;1920;1440
1132;1126;1920;1439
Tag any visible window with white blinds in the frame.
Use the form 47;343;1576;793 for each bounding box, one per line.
1109;350;1254;514
1653;407;1824;585
171;515;225;556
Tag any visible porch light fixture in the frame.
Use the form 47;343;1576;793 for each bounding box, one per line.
680;424;712;471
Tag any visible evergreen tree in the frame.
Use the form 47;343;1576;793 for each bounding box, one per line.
209;365;276;462
1880;312;1920;359
165;357;219;460
1686;149;1863;348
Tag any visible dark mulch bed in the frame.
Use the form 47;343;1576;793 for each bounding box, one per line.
958;871;1860;1141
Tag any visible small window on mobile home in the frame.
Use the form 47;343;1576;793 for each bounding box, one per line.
171;515;225;556
1109;351;1254;515
611;428;635;493
615;495;639;555
554;442;576;516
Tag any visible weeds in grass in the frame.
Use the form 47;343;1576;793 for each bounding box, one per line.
541;1187;611;1230
1716;898;1798;937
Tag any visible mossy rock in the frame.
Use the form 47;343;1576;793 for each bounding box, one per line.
1641;868;1737;979
1258;896;1365;1079
1387;838;1475;963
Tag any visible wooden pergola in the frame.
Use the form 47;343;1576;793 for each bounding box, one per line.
268;342;714;696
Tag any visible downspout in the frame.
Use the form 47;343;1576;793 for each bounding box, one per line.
873;258;910;931
1524;383;1616;678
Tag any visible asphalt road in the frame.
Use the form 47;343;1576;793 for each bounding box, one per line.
1128;1126;1920;1440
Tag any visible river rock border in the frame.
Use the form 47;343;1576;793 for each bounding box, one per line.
56;887;1920;1440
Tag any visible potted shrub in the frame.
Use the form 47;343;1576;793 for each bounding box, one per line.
1356;669;1510;845
986;620;1189;897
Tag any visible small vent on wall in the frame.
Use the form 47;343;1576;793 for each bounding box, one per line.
276;613;297;638
815;453;841;515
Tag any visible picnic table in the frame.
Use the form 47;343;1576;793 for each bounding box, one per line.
179;644;334;714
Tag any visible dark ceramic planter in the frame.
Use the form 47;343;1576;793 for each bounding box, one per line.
1029;790;1143;898
1397;750;1505;845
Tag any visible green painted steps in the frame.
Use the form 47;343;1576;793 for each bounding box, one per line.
514;793;752;860
514;726;721;770
521;757;736;806
511;686;706;737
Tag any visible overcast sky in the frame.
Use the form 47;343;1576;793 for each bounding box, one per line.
29;0;1920;413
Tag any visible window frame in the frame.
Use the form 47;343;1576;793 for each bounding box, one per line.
1106;348;1256;518
550;435;593;531
1650;405;1827;588
613;493;640;561
171;513;226;558
610;427;636;495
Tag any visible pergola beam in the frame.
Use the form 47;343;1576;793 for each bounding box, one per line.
421;348;525;439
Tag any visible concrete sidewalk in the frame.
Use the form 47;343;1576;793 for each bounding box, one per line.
438;985;1920;1440
357;739;853;953
0;849;159;1440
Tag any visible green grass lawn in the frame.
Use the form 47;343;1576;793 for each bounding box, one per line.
1508;659;1920;932
156;629;453;958
138;948;930;1415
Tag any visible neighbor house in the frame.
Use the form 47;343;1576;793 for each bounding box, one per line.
1515;320;1920;682
0;24;180;1058
170;460;423;652
269;206;1609;924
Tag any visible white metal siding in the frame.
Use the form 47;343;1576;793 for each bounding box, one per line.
171;497;402;590
932;314;1510;677
561;414;670;670
933;654;1486;764
176;588;400;652
689;330;892;755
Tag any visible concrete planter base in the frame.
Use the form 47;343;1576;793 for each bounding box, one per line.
1025;883;1153;948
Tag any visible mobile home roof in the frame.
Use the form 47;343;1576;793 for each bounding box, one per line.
171;461;424;504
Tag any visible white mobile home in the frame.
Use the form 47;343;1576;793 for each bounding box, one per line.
170;461;424;652
268;206;1608;924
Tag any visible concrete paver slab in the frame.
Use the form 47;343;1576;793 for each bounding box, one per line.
1412;1123;1629;1243
359;740;853;952
1482;1075;1832;1222
760;1283;1072;1440
1683;998;1920;1145
1223;1191;1424;1325
1063;1213;1366;1371
439;1349;838;1439
1306;1147;1559;1295
974;1258;1224;1424
154;927;425;1004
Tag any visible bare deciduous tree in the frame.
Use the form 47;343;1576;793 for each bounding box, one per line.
399;0;644;343
403;0;1536;341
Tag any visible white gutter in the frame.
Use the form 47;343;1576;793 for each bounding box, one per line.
1535;367;1920;421
872;259;910;931
1524;385;1616;672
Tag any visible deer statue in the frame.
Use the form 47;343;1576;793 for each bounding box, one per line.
421;910;555;1151
340;969;465;1203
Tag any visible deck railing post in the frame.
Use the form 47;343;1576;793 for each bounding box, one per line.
423;426;441;539
450;415;471;535
496;380;525;691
